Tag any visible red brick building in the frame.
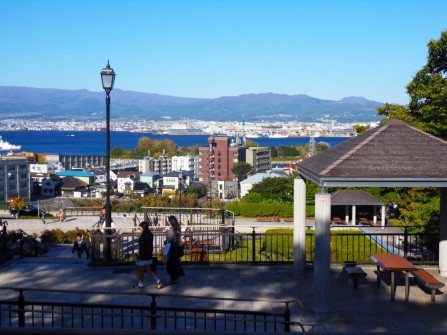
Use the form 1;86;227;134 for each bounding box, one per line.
198;137;246;183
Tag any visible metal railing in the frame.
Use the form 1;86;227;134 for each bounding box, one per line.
0;287;302;333
90;225;439;266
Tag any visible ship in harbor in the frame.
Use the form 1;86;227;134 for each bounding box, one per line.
0;136;21;151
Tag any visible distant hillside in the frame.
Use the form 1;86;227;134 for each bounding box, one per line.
0;86;384;122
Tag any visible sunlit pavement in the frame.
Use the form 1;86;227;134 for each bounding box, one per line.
2;242;447;333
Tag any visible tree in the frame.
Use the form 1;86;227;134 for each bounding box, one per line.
378;30;447;139
111;146;130;158
9;196;26;210
270;145;278;158
248;177;294;203
353;124;370;134
231;162;253;181
377;103;417;125
245;140;259;147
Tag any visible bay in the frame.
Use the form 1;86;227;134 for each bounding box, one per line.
1;131;349;155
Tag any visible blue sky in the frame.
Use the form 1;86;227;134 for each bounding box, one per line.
0;0;446;104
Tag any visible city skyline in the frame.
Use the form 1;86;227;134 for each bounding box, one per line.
1;1;446;105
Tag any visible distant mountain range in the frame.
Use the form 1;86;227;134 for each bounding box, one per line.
0;86;385;122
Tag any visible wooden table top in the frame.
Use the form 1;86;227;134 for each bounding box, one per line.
370;254;417;271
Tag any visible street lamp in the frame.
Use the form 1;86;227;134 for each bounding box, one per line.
178;171;183;208
7;172;12;199
100;60;116;262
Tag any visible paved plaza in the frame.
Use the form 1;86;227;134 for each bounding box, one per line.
2;215;447;333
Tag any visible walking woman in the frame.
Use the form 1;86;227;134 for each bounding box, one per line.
165;216;185;285
134;221;163;289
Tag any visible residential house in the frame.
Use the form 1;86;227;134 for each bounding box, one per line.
140;171;163;194
56;171;96;186
60;176;88;197
161;171;194;194
116;171;141;194
41;175;62;197
210;180;239;200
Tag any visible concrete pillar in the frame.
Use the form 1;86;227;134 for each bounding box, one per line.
381;206;386;228
314;192;331;319
345;205;349;224
293;178;306;275
373;206;377;225
352;205;356;225
439;188;447;276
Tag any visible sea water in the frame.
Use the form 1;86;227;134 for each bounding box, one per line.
1;131;349;155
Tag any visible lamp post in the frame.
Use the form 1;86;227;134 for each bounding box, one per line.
100;60;116;262
178;171;183;208
7;172;12;199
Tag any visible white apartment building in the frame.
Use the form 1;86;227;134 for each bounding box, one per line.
0;157;31;202
171;155;199;179
30;163;56;174
138;151;172;175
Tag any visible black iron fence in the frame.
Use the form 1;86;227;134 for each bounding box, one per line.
90;225;439;266
0;287;302;333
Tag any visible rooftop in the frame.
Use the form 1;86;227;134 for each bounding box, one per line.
298;119;447;187
57;171;95;177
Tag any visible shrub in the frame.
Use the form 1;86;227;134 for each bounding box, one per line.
40;228;88;244
225;201;241;216
261;229;293;258
306;206;315;217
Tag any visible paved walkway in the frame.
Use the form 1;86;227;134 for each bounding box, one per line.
1;244;447;333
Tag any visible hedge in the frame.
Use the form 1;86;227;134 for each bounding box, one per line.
225;201;315;218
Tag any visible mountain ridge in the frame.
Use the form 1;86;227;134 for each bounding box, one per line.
0;86;385;122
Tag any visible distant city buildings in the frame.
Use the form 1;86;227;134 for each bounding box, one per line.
138;150;172;175
198;136;246;183
245;147;271;174
171;155;199;178
0;157;31;202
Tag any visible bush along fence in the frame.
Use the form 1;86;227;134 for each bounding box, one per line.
90;225;440;266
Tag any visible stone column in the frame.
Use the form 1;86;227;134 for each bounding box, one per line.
345;205;349;224
381;206;386;228
440;188;447;276
373;206;377;225
314;192;331;319
293;178;306;275
352;205;356;225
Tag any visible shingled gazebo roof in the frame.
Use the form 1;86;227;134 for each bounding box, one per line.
298;119;447;187
331;190;384;206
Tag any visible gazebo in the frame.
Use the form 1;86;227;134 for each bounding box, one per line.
331;190;385;225
292;119;447;317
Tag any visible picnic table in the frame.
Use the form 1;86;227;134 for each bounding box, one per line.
370;254;417;302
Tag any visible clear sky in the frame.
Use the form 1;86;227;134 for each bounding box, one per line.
0;0;446;104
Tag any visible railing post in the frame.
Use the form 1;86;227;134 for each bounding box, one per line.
150;294;157;330
17;289;25;327
1;221;7;256
20;235;24;259
91;234;97;265
404;227;408;259
221;209;225;226
284;302;290;332
252;227;256;265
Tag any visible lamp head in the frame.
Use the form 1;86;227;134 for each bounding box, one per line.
100;60;116;93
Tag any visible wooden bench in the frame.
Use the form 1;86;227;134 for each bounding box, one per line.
410;268;445;302
256;217;280;222
344;266;367;289
283;218;294;222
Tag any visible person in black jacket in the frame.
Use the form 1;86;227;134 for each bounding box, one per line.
72;233;89;259
134;221;163;289
165;216;185;286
